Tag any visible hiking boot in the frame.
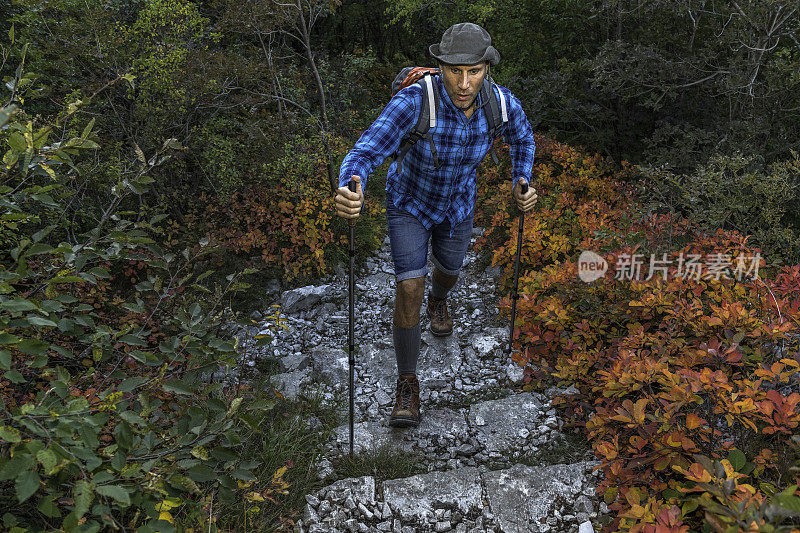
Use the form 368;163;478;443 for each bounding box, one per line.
426;295;453;337
388;373;420;427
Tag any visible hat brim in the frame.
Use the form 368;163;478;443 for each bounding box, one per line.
429;43;500;66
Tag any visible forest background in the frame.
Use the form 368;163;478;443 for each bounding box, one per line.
1;0;800;532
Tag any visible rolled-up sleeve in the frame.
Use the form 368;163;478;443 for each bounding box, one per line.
500;89;536;190
338;86;420;192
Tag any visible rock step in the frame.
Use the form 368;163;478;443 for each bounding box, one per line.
320;390;567;474
296;461;601;533
268;327;525;419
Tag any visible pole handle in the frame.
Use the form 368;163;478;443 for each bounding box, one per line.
348;180;358;227
520;182;529;195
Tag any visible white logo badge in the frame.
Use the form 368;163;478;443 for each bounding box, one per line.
578;250;607;283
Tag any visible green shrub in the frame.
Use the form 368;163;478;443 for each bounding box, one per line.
196;118;247;197
0;46;275;533
639;152;800;265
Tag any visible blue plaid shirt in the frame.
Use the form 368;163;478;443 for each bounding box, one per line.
339;74;536;231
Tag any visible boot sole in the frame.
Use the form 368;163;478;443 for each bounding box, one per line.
388;416;420;428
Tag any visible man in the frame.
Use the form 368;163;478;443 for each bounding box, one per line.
334;23;538;428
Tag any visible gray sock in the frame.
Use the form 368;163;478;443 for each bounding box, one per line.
393;323;420;376
430;275;451;300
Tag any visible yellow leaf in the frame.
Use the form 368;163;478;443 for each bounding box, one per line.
628;504;646;518
158;511;174;523
246;491;264;502
156;498;181;511
739;483;757;494
604;486;619;504
633;398;648;424
721;459;736;479
191;446;208;461
666;432;682;448
40;163;56;180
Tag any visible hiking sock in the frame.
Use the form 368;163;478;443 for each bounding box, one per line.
393;323;421;376
430;275;451;300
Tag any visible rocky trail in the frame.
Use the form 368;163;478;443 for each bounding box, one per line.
238;228;608;533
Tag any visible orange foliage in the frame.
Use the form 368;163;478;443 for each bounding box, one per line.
475;135;800;531
188;183;383;282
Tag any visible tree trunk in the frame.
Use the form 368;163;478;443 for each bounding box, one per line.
296;0;337;192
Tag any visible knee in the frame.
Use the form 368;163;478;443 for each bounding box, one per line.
394;277;424;327
397;277;425;302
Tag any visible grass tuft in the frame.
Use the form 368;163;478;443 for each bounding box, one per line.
330;443;425;484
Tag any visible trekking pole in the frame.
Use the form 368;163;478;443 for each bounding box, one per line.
347;180;357;458
507;182;528;354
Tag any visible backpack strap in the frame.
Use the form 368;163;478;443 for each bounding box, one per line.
481;79;509;165
394;72;440;175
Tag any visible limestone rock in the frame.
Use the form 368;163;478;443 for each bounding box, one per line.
280;352;311;372
467;393;544;456
468;330;505;359
328;407;470;459
483;462;598;532
282;284;334;314
269;367;311;401
504;361;525;384
382;467;483;523
311;346;349;387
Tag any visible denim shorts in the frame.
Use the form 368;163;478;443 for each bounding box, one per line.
386;200;474;282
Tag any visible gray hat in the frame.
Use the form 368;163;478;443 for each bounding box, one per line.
429;23;500;66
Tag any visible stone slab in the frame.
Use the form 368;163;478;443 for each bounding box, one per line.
419;331;464;390
269;367;311;401
328;407;470;458
358;342;397;391
311;346;349;388
467;392;544;456
281;284;335;314
382;466;483;523
280;352;311;372
483;462;596;533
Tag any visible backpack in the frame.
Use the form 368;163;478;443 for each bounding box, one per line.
389;66;509;175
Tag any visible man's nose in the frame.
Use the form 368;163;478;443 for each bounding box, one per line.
458;73;469;90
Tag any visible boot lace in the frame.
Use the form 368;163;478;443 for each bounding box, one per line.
398;379;414;408
432;298;447;321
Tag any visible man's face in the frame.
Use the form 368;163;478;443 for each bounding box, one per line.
439;62;488;112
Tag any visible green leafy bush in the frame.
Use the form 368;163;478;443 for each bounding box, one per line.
0;44;275;533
